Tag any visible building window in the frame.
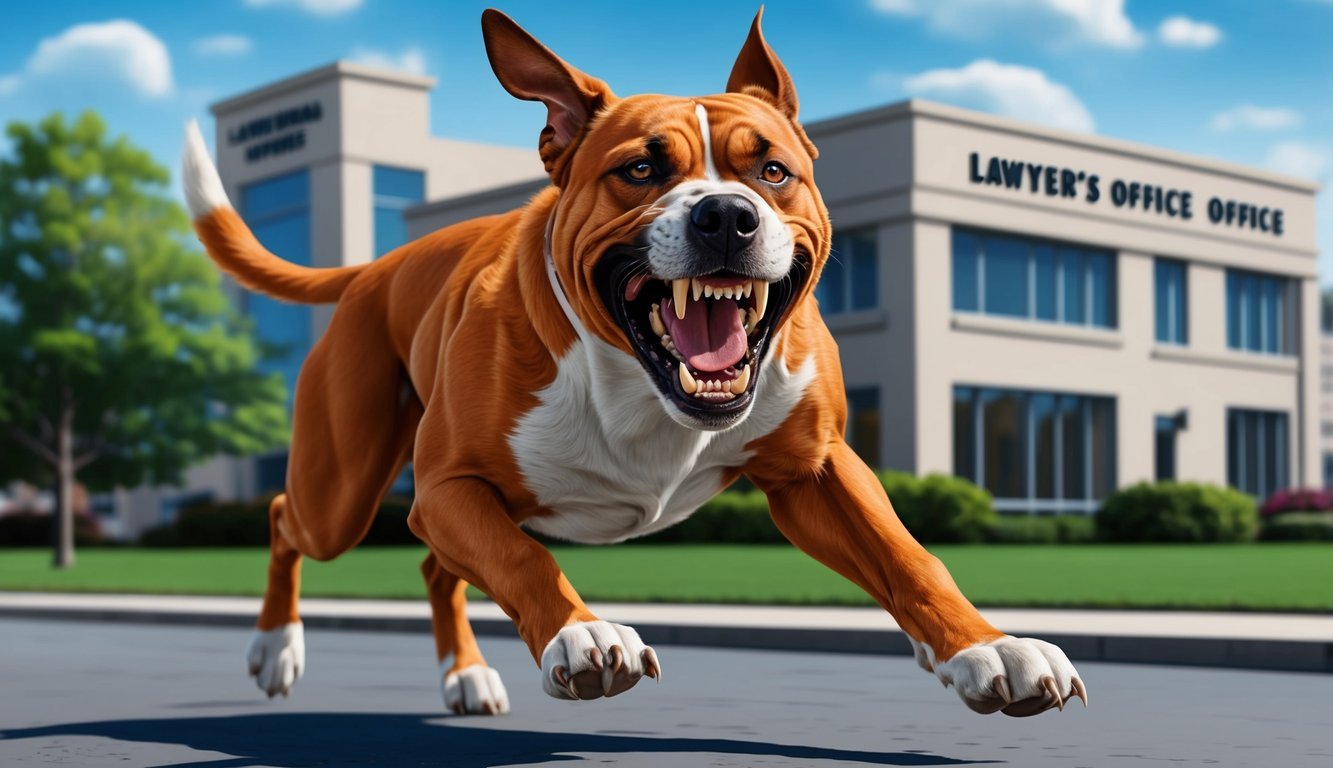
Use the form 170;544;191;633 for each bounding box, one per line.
1155;259;1188;345
952;229;1116;329
846;387;880;467
954;385;1115;514
1324;453;1333;489
373;165;425;257
241;170;312;407
816;228;877;314
1227;409;1289;499
1155;414;1182;481
1226;270;1290;355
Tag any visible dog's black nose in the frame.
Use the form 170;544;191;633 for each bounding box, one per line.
689;194;759;256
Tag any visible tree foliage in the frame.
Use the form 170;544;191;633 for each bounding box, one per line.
0;111;288;559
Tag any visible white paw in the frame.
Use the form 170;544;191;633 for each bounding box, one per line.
932;636;1088;717
245;623;305;698
540;620;661;701
442;662;510;715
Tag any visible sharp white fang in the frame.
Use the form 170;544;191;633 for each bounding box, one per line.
678;363;698;394
649;303;666;337
673;279;689;320
744;307;759;335
753;281;769;321
693;278;704;302
733;364;751;393
744;280;753;298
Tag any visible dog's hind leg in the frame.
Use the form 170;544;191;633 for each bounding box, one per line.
421;553;509;714
242;282;420;698
246;493;305;698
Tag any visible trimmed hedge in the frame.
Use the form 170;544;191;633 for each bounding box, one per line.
1096;481;1257;543
139;495;417;547
636;490;782;544
0;511;104;547
1260;512;1333;541
879;471;996;543
990;514;1096;544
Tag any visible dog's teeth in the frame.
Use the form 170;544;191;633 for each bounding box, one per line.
720;286;731;299
744;280;753;299
673;279;689;320
744;308;759;335
692;278;704;302
753;281;769;321
678;363;698;394
649;303;666;337
733;364;751;393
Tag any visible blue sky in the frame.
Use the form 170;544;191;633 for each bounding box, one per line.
2;0;1332;279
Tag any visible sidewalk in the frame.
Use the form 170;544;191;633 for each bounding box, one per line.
2;591;1330;673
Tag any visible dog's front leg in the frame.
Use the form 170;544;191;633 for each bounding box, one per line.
409;476;661;702
754;441;1087;717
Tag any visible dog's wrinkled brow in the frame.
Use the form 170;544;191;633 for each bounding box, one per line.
750;131;771;158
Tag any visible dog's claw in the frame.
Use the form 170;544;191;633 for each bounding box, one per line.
589;647;603;672
553;666;569;686
992;675;1013;705
1041;676;1064;711
643;647;662;682
1071;677;1088;707
566;678;580;699
609;645;625;674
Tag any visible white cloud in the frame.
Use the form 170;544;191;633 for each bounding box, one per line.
193;34;252;57
1157;16;1222;48
1210;105;1301;133
244;0;362;16
870;0;1143;49
1264;141;1331;181
350;46;427;76
903;59;1095;133
6;20;174;99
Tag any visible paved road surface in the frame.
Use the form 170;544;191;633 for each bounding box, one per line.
1;618;1329;767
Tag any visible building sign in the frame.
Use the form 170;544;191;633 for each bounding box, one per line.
227;101;322;163
968;152;1285;237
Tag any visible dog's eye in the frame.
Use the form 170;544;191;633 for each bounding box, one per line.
623;161;656;182
760;162;790;185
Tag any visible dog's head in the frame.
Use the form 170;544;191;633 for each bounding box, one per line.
483;8;830;431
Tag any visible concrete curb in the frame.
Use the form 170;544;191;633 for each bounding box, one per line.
3;595;1330;674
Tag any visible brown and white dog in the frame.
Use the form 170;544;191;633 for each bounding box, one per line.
181;9;1086;718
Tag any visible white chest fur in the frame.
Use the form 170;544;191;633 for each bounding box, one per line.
509;337;814;544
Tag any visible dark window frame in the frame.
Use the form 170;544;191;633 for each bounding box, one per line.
952;227;1117;329
953;384;1116;515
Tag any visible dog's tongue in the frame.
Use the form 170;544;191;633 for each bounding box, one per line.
662;297;747;372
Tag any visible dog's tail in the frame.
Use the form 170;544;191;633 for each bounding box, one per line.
180;120;362;304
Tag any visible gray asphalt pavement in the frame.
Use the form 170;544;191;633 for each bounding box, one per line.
1;618;1330;767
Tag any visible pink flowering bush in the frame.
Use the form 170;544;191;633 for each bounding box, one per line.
1260;488;1333;518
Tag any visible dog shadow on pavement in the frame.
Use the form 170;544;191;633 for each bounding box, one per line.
0;711;1000;767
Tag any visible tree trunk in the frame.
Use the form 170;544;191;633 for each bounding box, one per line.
52;401;76;569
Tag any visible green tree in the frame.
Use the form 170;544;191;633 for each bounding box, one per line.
0;111;288;567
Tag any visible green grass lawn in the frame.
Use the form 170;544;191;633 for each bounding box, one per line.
3;543;1331;612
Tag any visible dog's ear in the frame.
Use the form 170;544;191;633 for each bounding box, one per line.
482;9;616;181
726;7;818;159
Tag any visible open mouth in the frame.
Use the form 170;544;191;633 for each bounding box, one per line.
596;249;808;426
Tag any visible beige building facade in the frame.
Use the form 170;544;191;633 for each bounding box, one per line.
410;100;1319;516
84;66;1319;537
